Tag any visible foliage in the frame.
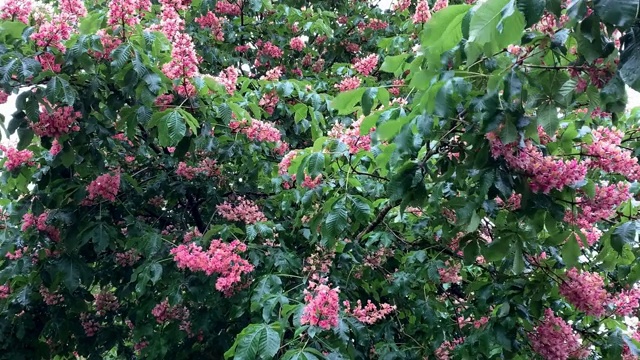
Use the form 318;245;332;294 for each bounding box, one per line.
0;0;640;359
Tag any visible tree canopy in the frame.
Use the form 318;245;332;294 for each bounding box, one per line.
1;0;640;359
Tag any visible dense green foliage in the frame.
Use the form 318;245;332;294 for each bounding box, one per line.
1;0;640;359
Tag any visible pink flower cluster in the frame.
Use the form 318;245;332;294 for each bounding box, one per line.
93;30;122;60
151;298;192;335
30;0;86;52
0;145;33;171
260;66;283;81
610;288;640;316
389;79;404;97
559;268;607;317
565;182;629;229
486;132;587;194
107;0;151;28
438;260;462;284
155;93;174;110
0;91;8;104
328;116;373;154
195;11;225;41
434;338;464;360
230;118;282;143
86;172;121;203
36;53;61;73
412;1;432;24
94;291;120;316
335;76;361;92
170;239;254;296
353;54;379;76
162;32;199;83
21;211;60;241
289;37;305;51
433;0;449;11
33;106;81;138
301;174;322;189
529;309;589;360
457;315;489;329
0;0;33;24
301;279;340;330
176;159;220;180
215;0;241;16
495;192;522;210
115;249;141;266
80;313;100;337
623;331;640;360
392;0;411;11
39;286;64;305
0;284;9;299
259;91;279;115
343;300;396;325
583;127;640;181
256;41;284;59
215;66;240;95
216;197;267;224
278;150;298;175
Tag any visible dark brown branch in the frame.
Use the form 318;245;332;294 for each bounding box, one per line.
187;194;206;233
355;200;399;241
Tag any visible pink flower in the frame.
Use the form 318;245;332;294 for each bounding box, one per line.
0;0;33;24
0;145;33;171
0;91;8;104
86;172;121;203
300;280;340;330
391;0;411;12
412;1;432;24
162;32;199;80
155;93;174;111
335;76;361;92
80;313;100;337
107;0;150;28
216;197;267;224
259;91;279;115
328;116;373;154
438;260;462;284
583;127;640;181
230;118;282;143
529;309;589;360
343;300;396;325
50;139;62;156
353;54;379;76
559;268;607;317
257;41;283;59
170;239;254;296
278;150;298;175
195;11;225;41
301;174;322;189
289;37;305;51
33;105;81;138
609;288;640;316
35;53;61;73
433;0;448;11
434;338;464;360
214;66;239;95
0;284;10;299
215;0;241;16
93;30;123;59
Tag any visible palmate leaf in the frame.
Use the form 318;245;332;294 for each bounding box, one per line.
46;76;77;106
225;323;281;360
467;0;525;58
149;109;187;146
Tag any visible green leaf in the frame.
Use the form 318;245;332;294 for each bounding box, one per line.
562;235;581;267
111;43;132;69
149;109;186;146
56;256;91;292
516;0;546;27
305;152;325;177
231;323;281;360
322;199;348;241
612;221;637;254
281;350;319;360
512;242;525;274
361;87;378;116
468;0;526;55
593;0;640;30
380;54;410;75
620;27;640;91
346;195;372;222
331;88;366;115
422;5;471;65
0;21;27;40
46;77;78;106
537;102;558;134
178;109;199;134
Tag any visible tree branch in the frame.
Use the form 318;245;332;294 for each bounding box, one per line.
355;200;399;241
